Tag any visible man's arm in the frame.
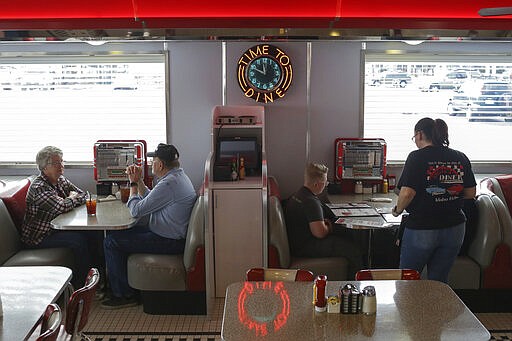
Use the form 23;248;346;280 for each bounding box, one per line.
309;219;332;239
127;179;173;218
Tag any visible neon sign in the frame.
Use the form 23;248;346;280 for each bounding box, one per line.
237;281;290;337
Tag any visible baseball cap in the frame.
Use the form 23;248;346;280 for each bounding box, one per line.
147;143;179;162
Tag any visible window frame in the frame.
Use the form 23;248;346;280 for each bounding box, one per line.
362;44;512;170
0;51;168;166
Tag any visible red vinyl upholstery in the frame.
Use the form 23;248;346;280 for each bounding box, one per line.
0;178;30;231
495;175;512;214
268;176;281;200
483;244;512;289
36;303;62;341
64;268;99;339
246;268;314;282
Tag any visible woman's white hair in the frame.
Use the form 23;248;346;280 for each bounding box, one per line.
36;146;63;171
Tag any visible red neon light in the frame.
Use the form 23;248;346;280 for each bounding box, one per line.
237;281;290;337
1;0;512;30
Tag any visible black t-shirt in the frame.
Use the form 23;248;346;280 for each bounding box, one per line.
284;186;334;254
397;145;476;229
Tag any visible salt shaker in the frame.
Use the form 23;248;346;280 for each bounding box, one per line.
361;286;377;315
354;181;363;194
111;182;119;195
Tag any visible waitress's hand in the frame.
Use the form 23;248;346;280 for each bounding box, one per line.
391;205;402;217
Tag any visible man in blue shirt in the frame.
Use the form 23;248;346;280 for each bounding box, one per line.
102;143;197;309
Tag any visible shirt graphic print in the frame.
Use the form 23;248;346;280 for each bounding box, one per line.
425;162;465;204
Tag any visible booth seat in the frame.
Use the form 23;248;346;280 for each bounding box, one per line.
447;192;504;289
0;178;74;269
477;176;512;288
267;177;349;280
127;194;206;315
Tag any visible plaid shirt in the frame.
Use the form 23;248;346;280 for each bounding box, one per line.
20;173;87;246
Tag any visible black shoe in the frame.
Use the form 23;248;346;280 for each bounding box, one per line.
100;296;139;310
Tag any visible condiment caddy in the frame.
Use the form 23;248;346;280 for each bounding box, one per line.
313;277;377;315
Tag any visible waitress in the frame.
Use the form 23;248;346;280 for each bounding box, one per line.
392;117;476;283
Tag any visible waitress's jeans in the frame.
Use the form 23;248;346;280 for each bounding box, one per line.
399;222;465;283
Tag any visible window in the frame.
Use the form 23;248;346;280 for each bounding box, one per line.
0;54;166;163
364;53;512;162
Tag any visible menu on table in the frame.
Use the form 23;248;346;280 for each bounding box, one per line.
335;216;393;229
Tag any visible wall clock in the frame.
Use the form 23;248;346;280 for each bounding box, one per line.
237;44;293;103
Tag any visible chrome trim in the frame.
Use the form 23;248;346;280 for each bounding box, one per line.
306;42;312;162
203;151;215;316
222;42;227;106
261;151;268;267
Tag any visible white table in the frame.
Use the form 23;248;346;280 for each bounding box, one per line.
0;266;72;341
329;193;400;268
222;280;490;341
51;199;137;230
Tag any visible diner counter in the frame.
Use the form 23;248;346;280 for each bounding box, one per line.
222;280;490;341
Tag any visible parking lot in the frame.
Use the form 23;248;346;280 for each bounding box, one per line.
364;85;512;161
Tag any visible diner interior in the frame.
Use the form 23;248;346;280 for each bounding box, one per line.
2;1;512;341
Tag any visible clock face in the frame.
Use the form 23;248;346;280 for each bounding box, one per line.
237;44;293;103
247;57;282;91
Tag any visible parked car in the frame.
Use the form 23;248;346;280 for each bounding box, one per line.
371;72;412;88
447;81;477;116
466;82;512;122
421;71;471;92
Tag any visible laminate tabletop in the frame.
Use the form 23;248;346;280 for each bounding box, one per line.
0;266;72;341
222;280;490;341
51;199;137;230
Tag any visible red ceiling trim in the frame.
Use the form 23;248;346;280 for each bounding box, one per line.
1;17;512;31
1;0;512;31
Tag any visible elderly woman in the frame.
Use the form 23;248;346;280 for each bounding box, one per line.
21;146;93;287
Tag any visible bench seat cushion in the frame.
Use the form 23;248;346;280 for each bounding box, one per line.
128;254;186;291
3;247;74;268
290;256;348;280
448;256;481;289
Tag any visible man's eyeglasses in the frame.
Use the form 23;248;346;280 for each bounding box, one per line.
48;161;65;167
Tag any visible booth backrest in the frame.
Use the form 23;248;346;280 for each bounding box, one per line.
0;178;30;231
468;193;504;271
484;193;512;288
0;199;22;264
268;195;291;268
183;195;206;291
481;176;512;249
268;176;281;201
267;176;348;281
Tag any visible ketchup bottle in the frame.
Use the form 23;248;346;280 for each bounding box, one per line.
314;275;327;312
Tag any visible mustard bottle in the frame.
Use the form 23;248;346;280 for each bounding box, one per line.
382;179;388;194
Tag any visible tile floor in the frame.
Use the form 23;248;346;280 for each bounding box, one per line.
83;297;512;341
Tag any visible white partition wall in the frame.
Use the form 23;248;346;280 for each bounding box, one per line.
204;105;268;309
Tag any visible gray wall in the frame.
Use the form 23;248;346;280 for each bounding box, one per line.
2;39;512;198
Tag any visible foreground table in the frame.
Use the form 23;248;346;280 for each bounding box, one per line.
51;199;137;230
222;280;490;341
0;266;72;341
